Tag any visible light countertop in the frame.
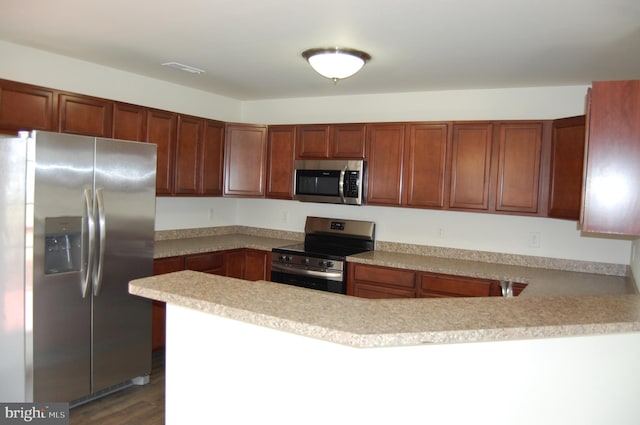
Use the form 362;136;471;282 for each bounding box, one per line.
137;228;640;347
130;270;640;347
154;230;635;298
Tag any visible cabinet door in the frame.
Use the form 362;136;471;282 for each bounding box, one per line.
267;125;295;199
58;93;113;137
582;80;640;235
244;249;270;281
174;115;204;195
449;123;493;210
404;123;449;208
352;283;416;299
0;79;57;133
201;120;225;196
366;123;406;206
347;263;415;298
331;124;366;158
224;249;245;279
152;256;185;352
296;124;330;158
495;123;543;213
146;109;177;195
419;272;495;298
548;116;585;219
224;124;268;197
113;102;147;142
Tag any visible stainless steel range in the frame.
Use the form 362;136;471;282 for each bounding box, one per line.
270;216;375;294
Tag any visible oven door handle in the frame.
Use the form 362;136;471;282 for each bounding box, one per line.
271;263;343;280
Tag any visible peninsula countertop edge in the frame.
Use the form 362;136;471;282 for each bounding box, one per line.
129;270;640;348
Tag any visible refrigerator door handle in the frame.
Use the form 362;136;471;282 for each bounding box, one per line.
94;188;106;296
82;189;95;298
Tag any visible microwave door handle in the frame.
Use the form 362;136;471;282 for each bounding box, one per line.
339;167;346;203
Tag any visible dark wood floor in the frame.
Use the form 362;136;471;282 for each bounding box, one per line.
70;350;165;425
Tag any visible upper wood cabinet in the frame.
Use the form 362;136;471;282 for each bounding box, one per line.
224;123;268;197
296;124;329;158
582;80;640;235
331;124;366;158
495;122;543;213
146;109;177;195
548;116;585;220
58;93;113;137
296;123;366;159
113;102;147;142
448;123;493;210
174;115;205;195
201;120;225;196
366;123;406;205
448;121;546;215
403;123;449;208
0;79;57;134
266;125;296;199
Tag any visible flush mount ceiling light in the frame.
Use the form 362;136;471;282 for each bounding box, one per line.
302;47;371;83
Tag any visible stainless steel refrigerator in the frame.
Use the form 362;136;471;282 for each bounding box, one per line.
0;130;156;405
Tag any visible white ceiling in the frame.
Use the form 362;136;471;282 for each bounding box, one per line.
1;0;639;101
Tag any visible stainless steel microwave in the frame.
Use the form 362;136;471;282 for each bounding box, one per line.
293;159;366;205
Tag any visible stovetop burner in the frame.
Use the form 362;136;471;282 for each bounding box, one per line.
272;241;370;261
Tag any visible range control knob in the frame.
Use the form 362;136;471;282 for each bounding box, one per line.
303;258;310;265
318;260;334;268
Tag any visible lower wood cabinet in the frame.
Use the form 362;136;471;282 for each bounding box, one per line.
224;249;271;281
418;272;500;298
152;256;186;352
185;251;225;275
348;263;526;299
152;248;271;351
347;263;415;298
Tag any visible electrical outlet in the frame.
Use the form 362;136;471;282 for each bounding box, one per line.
282;211;289;223
437;227;444;238
208;208;215;221
528;232;541;248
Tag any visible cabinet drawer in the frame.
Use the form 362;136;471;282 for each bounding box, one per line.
352;264;415;288
419;273;494;297
353;283;415;299
185;252;224;272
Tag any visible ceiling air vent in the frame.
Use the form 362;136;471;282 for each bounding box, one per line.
161;62;205;74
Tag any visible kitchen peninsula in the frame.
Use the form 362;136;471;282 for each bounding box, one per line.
132;229;640;425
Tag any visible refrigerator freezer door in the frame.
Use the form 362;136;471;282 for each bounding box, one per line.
0;136;28;402
33;132;94;401
91;138;156;392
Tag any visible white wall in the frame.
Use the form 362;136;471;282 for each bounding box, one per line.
1;41;632;266
241;85;589;124
0;41;242;122
167;304;640;425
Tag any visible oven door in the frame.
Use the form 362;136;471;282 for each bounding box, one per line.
270;269;346;294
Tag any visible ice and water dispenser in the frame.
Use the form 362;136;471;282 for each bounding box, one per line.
44;217;82;274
